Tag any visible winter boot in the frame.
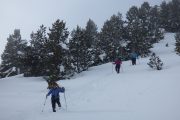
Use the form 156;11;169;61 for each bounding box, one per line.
53;109;56;112
58;103;61;108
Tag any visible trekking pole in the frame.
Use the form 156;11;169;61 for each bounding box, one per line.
129;59;132;66
112;63;114;73
121;64;123;73
138;58;140;64
42;97;47;112
64;92;67;111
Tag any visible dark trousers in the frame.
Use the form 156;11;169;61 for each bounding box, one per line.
131;58;136;65
51;96;61;111
115;64;121;73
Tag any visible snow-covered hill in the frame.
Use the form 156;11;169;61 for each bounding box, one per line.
0;33;180;120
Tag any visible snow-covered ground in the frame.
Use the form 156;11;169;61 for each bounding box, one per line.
0;33;180;120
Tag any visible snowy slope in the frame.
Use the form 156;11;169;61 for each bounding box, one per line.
0;33;180;120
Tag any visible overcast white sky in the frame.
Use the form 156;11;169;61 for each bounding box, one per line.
0;0;169;63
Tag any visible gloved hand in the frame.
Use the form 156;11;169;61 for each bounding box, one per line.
62;87;65;92
46;94;48;98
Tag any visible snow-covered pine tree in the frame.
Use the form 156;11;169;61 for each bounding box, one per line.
126;2;164;57
84;19;101;66
138;2;154;56
46;19;69;80
126;5;152;57
99;13;125;62
0;64;4;78
159;0;180;32
159;1;170;32
175;32;180;55
85;19;98;48
126;6;146;57
69;26;91;73
68;26;82;73
24;25;47;76
147;52;163;70
1;29;27;77
167;0;180;32
149;5;164;44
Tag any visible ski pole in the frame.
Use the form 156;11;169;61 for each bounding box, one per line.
64;92;67;111
129;59;132;66
137;58;140;64
121;64;123;73
42;97;47;112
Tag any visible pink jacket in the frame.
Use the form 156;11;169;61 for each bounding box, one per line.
114;60;122;65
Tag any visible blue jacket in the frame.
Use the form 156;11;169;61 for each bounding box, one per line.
47;87;65;98
130;52;138;59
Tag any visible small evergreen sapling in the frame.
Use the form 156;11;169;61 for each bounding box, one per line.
147;53;163;70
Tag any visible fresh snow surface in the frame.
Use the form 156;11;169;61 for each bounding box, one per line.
0;33;180;120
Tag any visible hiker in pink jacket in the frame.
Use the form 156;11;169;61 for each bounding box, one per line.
113;58;122;73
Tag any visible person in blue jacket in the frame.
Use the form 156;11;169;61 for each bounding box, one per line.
130;51;138;65
46;82;65;112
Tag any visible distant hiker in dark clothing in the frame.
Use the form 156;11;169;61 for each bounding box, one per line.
113;58;122;73
166;43;169;47
46;82;65;112
130;51;138;65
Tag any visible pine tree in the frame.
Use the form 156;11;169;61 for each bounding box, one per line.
0;64;5;78
126;5;149;57
69;26;90;73
84;19;101;66
126;2;164;57
24;25;47;76
46;19;69;80
159;1;170;31
149;5;164;44
1;29;27;76
69;26;81;73
160;0;180;32
175;32;180;54
85;19;98;48
168;0;180;32
147;53;163;70
99;13;125;62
